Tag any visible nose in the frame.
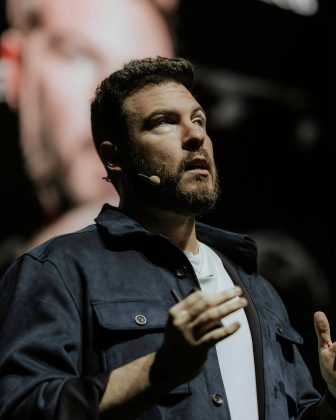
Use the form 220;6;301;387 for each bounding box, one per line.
182;122;206;151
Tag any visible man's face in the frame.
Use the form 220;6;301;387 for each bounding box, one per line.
10;0;174;213
123;81;220;216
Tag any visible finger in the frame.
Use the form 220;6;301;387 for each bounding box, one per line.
192;297;247;339
198;321;241;348
169;286;243;321
314;311;332;350
169;309;191;327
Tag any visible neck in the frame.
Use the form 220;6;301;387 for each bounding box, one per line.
121;200;199;254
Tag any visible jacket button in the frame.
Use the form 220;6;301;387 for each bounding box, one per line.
176;266;187;278
134;314;147;326
212;393;224;406
276;324;283;335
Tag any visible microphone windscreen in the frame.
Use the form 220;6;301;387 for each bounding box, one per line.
137;173;161;185
148;175;161;185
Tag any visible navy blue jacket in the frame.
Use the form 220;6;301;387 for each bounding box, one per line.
0;204;335;419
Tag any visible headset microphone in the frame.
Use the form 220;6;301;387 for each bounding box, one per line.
137;173;161;185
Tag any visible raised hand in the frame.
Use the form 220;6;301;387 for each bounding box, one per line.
314;311;336;397
150;286;247;387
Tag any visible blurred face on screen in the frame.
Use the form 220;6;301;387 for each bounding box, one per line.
2;0;174;215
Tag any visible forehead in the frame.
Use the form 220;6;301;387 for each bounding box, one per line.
23;0;173;65
125;82;201;118
38;0;159;29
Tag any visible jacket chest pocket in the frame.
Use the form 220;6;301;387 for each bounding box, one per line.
264;314;304;418
92;299;171;372
92;299;192;403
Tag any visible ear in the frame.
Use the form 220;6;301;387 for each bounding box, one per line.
99;141;123;175
0;29;23;109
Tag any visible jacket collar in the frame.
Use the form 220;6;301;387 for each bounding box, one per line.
95;203;150;237
196;222;257;274
95;203;257;273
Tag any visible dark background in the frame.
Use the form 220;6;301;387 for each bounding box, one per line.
1;0;335;393
175;0;336;276
175;1;336;392
2;0;335;255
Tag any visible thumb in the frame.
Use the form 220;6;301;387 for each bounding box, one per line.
314;311;332;350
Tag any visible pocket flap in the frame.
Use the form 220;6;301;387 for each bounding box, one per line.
273;321;303;344
92;299;171;331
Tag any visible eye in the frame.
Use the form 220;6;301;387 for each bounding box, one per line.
155;117;170;125
193;115;206;128
49;36;94;64
147;115;175;130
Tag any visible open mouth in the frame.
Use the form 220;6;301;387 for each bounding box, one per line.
185;157;210;172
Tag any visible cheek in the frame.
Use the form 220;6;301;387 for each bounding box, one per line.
38;57;100;157
204;139;216;167
141;145;178;172
205;137;214;155
41;55;96;120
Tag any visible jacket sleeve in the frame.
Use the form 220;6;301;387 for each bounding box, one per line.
294;344;336;419
251;273;336;420
0;254;109;420
316;391;336;419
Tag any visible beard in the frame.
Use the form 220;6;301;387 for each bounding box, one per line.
127;146;220;216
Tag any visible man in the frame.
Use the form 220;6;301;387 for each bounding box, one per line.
0;0;175;262
0;56;335;419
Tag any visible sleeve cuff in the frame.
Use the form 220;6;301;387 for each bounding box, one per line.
55;372;110;420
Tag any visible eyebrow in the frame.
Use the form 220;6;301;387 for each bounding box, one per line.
145;105;207;122
194;105;207;117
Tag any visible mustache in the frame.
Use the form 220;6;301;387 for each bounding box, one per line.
179;149;214;173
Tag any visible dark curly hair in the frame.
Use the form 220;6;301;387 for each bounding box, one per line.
90;56;195;155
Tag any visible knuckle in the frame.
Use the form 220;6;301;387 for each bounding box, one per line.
193;290;204;301
168;307;177;318
172;316;185;328
228;297;240;309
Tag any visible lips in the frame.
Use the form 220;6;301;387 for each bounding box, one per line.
185;157;210;172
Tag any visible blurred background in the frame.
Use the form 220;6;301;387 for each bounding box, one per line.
1;0;335;393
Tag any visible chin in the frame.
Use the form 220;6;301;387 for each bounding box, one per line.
181;182;215;196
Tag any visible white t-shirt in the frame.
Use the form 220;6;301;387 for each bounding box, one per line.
184;241;259;420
